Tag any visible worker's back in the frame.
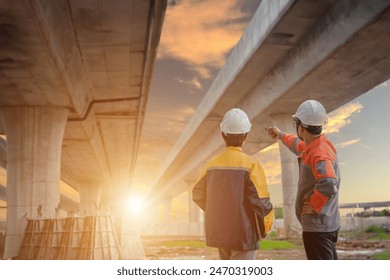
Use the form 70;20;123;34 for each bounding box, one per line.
193;146;273;251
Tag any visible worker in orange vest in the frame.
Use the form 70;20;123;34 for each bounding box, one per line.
267;100;340;260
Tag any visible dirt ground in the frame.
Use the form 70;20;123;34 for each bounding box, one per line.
143;236;390;260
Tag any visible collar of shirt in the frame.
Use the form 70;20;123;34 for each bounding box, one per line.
298;134;327;159
226;146;243;152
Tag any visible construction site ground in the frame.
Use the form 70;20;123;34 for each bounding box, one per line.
143;234;390;260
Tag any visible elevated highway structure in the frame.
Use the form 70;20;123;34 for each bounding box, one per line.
149;0;390;237
0;0;167;259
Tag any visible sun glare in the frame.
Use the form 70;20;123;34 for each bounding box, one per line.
126;196;146;216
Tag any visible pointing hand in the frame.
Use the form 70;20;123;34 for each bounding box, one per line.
265;126;281;139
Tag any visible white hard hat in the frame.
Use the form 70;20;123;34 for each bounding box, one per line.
220;108;251;134
293;100;328;126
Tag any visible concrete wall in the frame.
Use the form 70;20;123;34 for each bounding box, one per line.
272;217;390;234
340;216;390;232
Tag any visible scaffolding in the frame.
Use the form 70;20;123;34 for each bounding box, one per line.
19;216;121;260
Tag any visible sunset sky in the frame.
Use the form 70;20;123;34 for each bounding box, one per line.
134;0;390;212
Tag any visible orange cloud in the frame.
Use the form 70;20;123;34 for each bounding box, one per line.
324;102;363;134
175;76;203;91
158;0;251;78
335;138;362;149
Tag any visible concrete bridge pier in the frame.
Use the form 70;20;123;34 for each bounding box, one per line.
106;190;145;260
79;184;102;216
99;186;112;216
272;114;301;238
188;189;204;237
164;198;172;223
0;106;68;259
188;189;201;223
120;213;146;260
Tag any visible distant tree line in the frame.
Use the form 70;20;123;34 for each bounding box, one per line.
347;209;390;217
275;207;390;218
274;207;283;219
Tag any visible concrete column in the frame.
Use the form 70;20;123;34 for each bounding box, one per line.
0;107;68;259
272;114;301;238
79;184;102;217
99;186;112;216
188;188;204;237
107;190;145;260
120;214;146;260
0;137;6;168
188;189;200;222
164;199;171;224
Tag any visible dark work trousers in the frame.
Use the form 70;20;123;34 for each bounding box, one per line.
302;228;339;260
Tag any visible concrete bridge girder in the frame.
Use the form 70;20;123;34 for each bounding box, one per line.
0;0;168;260
150;0;390;237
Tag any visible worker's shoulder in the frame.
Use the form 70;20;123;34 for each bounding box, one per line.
207;148;258;167
309;136;337;160
239;151;258;163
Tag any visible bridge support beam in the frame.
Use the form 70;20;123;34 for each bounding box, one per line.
120;214;146;260
272;114;301;238
164;199;171;224
0;107;68;259
188;189;201;223
0;138;6;169
99;186;112;216
79;184;102;216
